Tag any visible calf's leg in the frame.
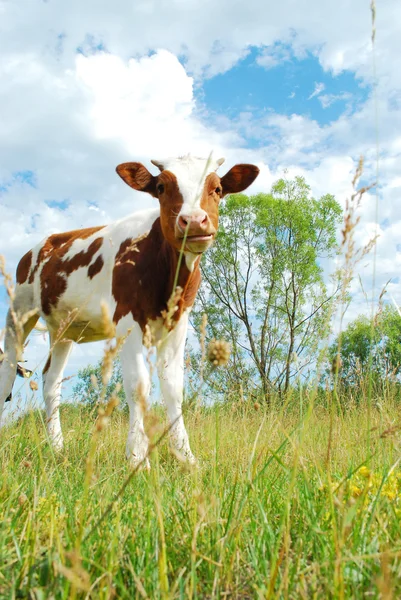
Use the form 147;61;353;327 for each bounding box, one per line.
0;308;38;426
120;323;151;469
157;312;195;464
43;338;73;451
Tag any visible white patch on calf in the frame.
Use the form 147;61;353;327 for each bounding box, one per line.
160;154;224;213
184;251;200;272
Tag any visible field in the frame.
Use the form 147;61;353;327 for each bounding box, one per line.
1;397;401;599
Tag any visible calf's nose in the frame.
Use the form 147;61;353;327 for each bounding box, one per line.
178;211;208;233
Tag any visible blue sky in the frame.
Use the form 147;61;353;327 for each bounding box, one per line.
0;170;37;193
198;47;369;134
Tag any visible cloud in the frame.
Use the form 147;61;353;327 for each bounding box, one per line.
0;0;398;82
308;82;326;100
255;43;292;69
318;92;352;108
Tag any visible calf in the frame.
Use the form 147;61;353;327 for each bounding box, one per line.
0;155;259;467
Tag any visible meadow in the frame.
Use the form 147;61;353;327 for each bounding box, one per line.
1;393;401;599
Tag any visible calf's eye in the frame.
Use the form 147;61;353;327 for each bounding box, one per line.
157;183;165;195
215;186;222;195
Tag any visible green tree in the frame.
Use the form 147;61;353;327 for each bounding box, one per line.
191;176;342;402
72;359;125;407
329;305;401;390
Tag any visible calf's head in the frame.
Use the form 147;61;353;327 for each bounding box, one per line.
116;155;259;254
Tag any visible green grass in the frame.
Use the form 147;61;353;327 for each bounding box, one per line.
1;398;401;599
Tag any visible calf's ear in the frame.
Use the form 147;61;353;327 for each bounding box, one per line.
116;163;157;197
220;164;260;196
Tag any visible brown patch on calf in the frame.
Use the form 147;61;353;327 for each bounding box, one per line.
23;226;104;315
199;173;222;231
28;226;104;285
156;171;184;250
16;251;33;285
88;255;104;279
41;236;103;315
112;218;201;330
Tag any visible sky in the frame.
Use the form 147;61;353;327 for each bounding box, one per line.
1;0;401;409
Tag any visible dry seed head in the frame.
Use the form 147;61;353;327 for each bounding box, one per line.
352;156;364;188
207;339;231;367
161;286;183;331
146;412;161;439
136;381;148;414
56;308;79;341
56;551;90;593
101;352;113;386
105;395;120;416
18;493;28;506
143;323;153;349
193;489;206;519
0;255;15;301
114;231;149;266
185;350;191;371
101;335;124;386
90;374;99;390
100;301;116;339
331;355;342;375
96;416;107;432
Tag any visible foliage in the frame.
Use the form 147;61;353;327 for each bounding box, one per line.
329;305;401;391
191;176;342;401
72;359;125;407
2;399;401;598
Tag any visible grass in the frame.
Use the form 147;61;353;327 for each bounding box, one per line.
1;397;401;599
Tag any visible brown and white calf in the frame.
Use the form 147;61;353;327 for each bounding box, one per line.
0;155;259;466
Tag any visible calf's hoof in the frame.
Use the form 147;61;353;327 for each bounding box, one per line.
128;455;151;472
170;446;197;467
50;438;64;453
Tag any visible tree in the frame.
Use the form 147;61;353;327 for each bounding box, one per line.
72;359;125;407
329;305;401;391
191;176;342;402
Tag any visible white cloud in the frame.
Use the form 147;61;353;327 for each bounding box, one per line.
308;82;326;100
0;0;398;82
318;92;352;108
256;43;292;69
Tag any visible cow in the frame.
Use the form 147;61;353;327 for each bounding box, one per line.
0;155;259;467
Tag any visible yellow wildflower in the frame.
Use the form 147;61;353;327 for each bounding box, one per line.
350;484;362;498
382;483;397;501
358;466;370;478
